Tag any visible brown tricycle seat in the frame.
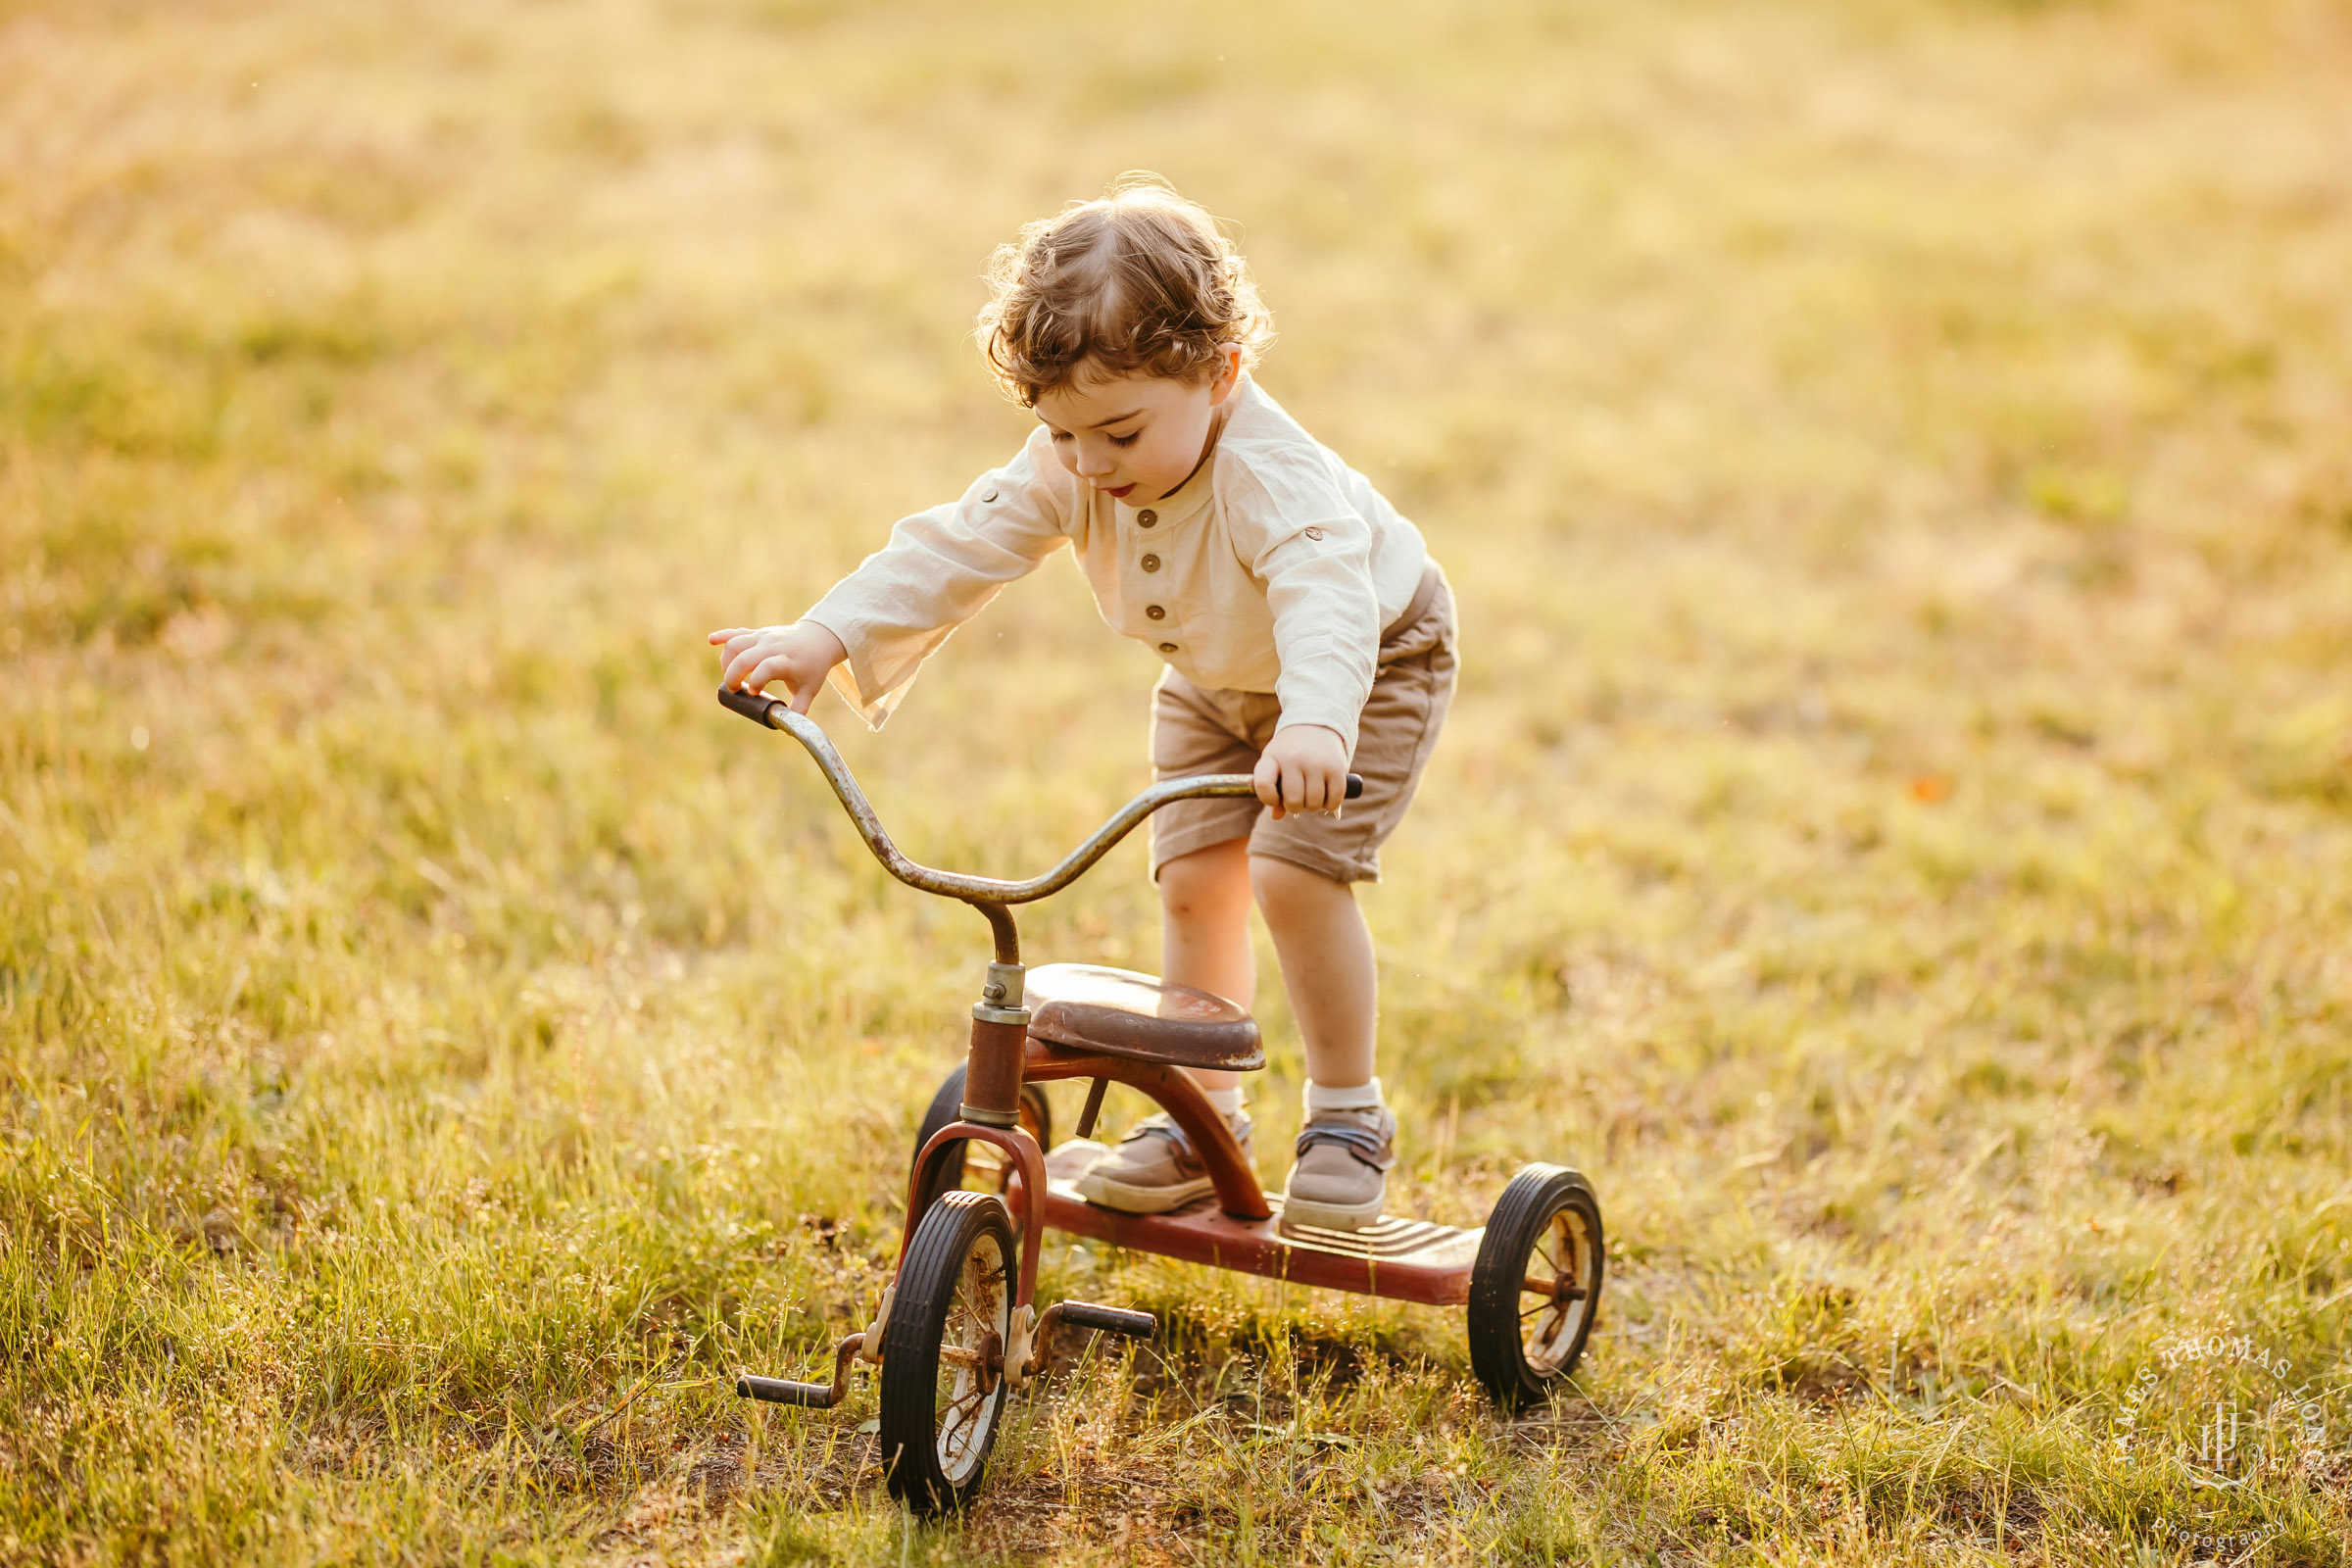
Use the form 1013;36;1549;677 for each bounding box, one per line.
1024;963;1263;1072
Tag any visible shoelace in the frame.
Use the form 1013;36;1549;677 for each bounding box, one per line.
1293;1120;1396;1171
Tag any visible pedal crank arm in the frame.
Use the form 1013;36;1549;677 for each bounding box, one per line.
1017;1299;1157;1384
737;1332;864;1408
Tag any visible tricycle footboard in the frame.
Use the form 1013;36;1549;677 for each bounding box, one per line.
1038;1173;1483;1308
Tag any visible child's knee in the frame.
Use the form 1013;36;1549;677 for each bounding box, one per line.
1249;853;1349;914
1159;840;1249;920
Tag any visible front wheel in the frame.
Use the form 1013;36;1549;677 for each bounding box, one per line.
1466;1163;1604;1410
878;1189;1017;1514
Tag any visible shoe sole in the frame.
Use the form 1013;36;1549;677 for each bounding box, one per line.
1278;1192;1385;1232
1075;1171;1215;1214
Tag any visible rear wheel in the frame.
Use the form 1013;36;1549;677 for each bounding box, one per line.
1466;1164;1604;1410
879;1189;1015;1514
911;1064;1052;1223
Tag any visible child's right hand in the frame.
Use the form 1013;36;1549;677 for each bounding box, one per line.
709;621;848;714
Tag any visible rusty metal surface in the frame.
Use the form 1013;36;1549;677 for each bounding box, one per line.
905;1120;1047;1307
1037;1177;1485;1307
959;1016;1029;1124
736;1331;865;1407
1020;1042;1272;1220
1025;963;1264;1071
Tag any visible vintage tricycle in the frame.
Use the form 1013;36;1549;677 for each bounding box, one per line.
718;686;1604;1513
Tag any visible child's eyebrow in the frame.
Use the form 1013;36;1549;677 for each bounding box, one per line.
1036;409;1146;434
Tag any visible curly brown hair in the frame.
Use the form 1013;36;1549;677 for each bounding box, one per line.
977;173;1273;407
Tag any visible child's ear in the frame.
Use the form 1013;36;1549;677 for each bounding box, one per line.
1208;344;1244;405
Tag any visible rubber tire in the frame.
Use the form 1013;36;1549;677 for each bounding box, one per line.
879;1189;1016;1514
910;1064;1053;1221
1467;1163;1605;1411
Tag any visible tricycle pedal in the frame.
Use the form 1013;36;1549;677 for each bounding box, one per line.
736;1374;839;1407
1054;1300;1156;1339
735;1330;865;1408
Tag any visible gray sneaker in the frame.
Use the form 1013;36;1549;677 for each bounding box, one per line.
1076;1110;1252;1214
1281;1105;1396;1232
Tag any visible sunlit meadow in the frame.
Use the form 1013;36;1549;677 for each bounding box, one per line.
4;0;2350;1562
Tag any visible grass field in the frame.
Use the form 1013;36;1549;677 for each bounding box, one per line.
6;0;2352;1561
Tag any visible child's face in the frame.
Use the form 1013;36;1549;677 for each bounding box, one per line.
1033;348;1242;503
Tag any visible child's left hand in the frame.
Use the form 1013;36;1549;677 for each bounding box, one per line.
1256;723;1350;819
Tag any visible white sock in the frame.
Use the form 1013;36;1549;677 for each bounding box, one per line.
1201;1086;1248;1119
1305;1077;1384;1114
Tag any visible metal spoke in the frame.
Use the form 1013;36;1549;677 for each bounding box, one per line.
941;1381;989;1446
941;1386;983;1428
1526;1305;1565;1346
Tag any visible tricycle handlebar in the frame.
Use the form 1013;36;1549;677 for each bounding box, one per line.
719;686;1359;907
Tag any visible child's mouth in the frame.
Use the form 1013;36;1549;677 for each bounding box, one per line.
1104;482;1137;499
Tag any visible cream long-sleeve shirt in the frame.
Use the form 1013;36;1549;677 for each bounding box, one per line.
803;378;1430;759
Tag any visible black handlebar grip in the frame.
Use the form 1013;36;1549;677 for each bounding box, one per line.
717;685;783;727
1056;1301;1158;1340
736;1374;836;1407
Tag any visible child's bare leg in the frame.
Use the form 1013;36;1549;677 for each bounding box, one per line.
1249;856;1375;1088
1076;838;1254;1212
1253;854;1391;1231
1158;839;1255;1098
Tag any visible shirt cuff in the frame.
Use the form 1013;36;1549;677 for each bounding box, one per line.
803;613;900;730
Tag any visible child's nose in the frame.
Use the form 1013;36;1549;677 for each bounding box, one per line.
1074;444;1114;477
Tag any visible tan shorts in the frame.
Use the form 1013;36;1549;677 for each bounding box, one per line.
1149;563;1457;885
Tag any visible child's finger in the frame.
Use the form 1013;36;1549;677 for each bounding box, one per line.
744;655;799;695
1304;767;1333;814
723;646;767;689
1252;755;1287;819
708;628;746;646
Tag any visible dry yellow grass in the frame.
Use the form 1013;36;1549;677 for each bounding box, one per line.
4;0;2351;1562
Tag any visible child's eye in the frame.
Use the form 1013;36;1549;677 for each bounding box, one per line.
1109;431;1141;448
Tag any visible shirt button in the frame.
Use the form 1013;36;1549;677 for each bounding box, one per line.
1302;526;1325;541
1141;554;1160;572
1158;642;1178;654
1137;510;1157;527
983;489;1000;504
1145;605;1166;620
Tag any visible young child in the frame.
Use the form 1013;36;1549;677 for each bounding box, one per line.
710;176;1455;1232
